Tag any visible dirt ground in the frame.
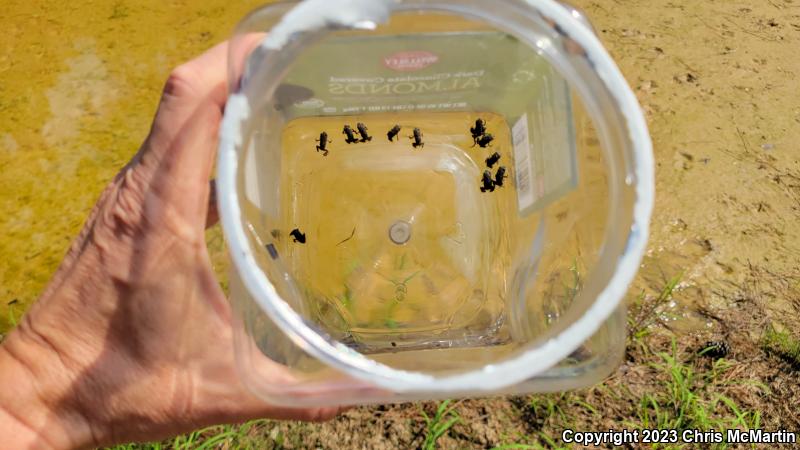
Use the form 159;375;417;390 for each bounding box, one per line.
256;1;800;447
2;0;800;449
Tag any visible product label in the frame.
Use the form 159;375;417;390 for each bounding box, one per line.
511;75;577;215
383;50;440;71
279;30;577;213
512;114;535;212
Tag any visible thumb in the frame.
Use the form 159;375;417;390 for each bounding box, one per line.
145;33;267;184
140;36;266;225
144;41;230;187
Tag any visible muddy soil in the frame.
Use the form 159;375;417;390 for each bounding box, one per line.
2;0;799;448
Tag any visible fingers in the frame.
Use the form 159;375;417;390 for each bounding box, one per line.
146;34;267;177
228;33;267;91
219;351;378;426
138;36;266;226
144;41;230;181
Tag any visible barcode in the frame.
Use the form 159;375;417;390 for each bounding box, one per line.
516;163;531;196
512;114;535;212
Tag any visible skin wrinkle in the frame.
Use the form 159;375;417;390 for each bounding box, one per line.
197;257;232;324
163;65;208;103
64;155;143;269
17;312;86;383
105;174;147;242
26;269;107;376
65;403;103;450
38;243;166;442
155;101;222;185
69;254;116;325
103;366;177;444
0;344;52;425
21;149;206;446
103;233;181;286
167;282;202;429
94;134;231;441
0;342;81;450
144;185;206;247
94;180;192;286
22;291;114;449
38;205;107;302
136;101;223;249
172;364;195;428
0;405;58;450
75;303;195;447
145;80;227;174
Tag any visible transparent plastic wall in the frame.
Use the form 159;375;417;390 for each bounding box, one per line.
219;0;647;406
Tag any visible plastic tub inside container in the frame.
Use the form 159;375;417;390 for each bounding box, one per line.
218;0;653;406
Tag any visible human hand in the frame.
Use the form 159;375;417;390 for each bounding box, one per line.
0;42;342;450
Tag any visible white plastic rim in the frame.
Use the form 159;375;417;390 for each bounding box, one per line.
217;0;654;393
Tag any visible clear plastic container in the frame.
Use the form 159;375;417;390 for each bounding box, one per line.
217;0;653;406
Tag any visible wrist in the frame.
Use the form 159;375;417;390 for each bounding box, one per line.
0;329;96;450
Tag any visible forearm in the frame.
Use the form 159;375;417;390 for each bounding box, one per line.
0;330;95;450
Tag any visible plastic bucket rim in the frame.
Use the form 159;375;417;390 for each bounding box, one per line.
217;0;654;392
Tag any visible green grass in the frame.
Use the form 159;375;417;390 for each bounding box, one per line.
104;340;767;450
6;301;19;328
395;252;407;270
502;392;598;450
631;340;762;449
337;284;353;308
420;400;460;450
629;273;683;343
563;259;582;304
532;433;569;450
761;324;800;367
105;272;774;450
526;392;598;430
491;441;565;450
107;420;272;450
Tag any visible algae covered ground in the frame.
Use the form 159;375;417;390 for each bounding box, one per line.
2;0;800;448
